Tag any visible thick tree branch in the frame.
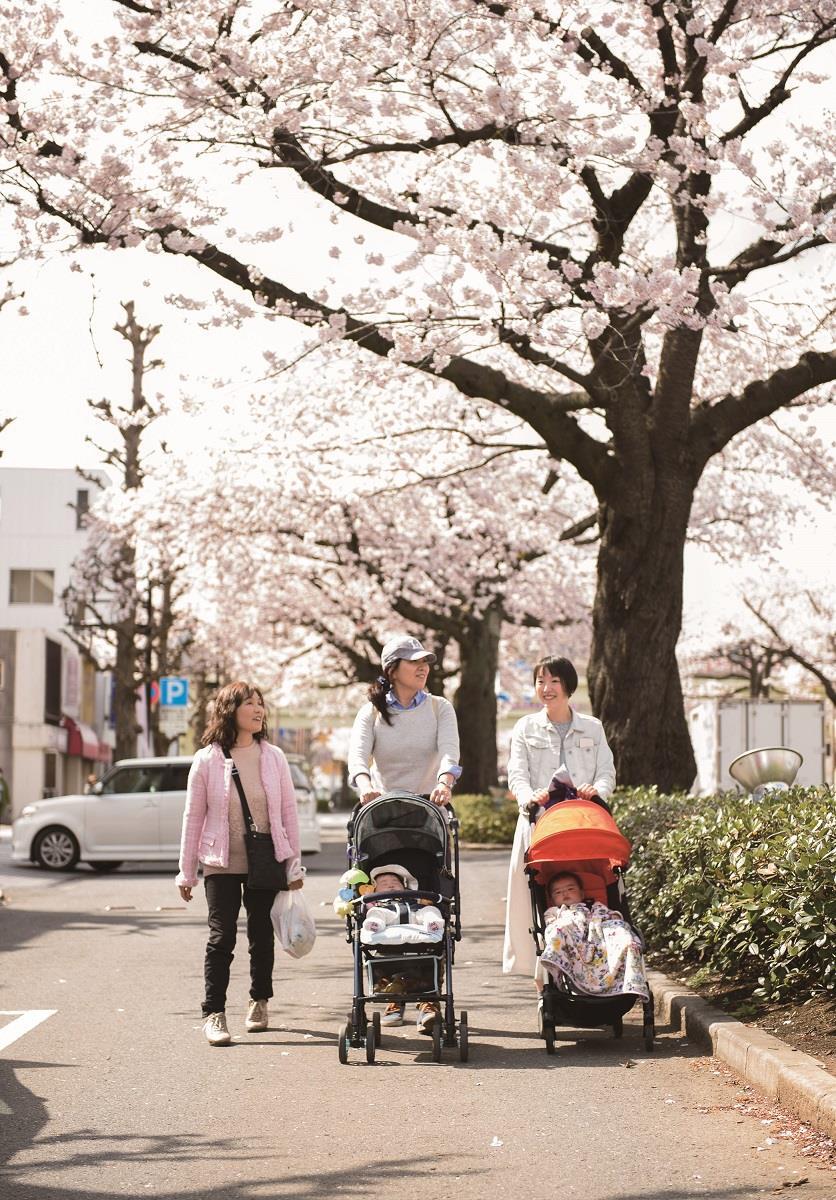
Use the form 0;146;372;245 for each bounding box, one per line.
690;349;836;469
710;192;836;287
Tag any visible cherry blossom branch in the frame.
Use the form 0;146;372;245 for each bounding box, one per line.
710;193;836;287
690;349;836;468
742;598;836;705
720;19;836;144
497;325;599;399
559;513;598;543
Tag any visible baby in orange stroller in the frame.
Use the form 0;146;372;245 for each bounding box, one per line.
526;797;655;1054
541;870;649;999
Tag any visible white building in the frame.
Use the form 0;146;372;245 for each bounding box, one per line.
0;468;113;816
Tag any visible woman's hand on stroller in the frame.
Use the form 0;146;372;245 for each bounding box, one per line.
360;788;382;805
576;784;598;800
429;780;452;806
527;789;549;815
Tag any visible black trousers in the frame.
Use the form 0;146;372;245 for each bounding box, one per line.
202;874;277;1016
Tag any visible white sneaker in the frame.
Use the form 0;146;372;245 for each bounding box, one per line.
203;1012;231;1046
245;999;268;1032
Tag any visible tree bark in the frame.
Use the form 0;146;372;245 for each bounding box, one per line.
587;475;696;792
453;601;501;794
113;623;139;761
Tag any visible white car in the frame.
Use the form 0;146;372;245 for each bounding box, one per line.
12;753;321;872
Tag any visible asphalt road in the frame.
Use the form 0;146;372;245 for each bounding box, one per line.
1;825;832;1200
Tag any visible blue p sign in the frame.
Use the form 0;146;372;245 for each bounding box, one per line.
159;676;189;707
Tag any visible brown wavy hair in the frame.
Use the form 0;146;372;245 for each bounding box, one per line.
201;681;268;753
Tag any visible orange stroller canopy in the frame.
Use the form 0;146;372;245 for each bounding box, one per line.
526;799;631;896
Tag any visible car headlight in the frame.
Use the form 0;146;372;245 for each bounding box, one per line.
19;805;38;818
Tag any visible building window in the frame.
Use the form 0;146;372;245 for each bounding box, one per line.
75;489;89;530
10;569;55;604
45;639;62;725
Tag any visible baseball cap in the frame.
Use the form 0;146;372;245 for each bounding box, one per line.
380;635;436;672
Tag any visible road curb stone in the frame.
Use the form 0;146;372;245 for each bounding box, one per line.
649;969;836;1140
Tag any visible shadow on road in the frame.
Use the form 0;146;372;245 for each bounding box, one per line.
0;905;200;957
0;1121;495;1200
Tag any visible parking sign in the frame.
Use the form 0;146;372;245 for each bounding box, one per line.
159;676;189;707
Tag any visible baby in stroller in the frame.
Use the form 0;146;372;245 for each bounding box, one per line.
335;791;467;1063
540;870;649;1000
526;796;656;1052
359;862;445;1030
361;864;445;940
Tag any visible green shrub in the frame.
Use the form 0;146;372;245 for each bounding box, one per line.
611;785;836;1001
454;793;517;844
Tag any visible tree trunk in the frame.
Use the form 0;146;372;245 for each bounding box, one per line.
587;478;697;793
453;602;501;794
113;623;139;761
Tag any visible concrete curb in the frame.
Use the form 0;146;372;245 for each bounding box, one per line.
649;969;836;1141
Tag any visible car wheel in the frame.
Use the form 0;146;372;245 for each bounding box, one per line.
89;861;124;872
33;827;80;871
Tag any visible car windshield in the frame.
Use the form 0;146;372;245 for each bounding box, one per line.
101;766;168;794
98;762;191;794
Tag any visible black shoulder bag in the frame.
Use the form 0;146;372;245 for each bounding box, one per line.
224;749;288;892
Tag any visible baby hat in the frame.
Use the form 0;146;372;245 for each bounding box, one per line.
370;863;419;891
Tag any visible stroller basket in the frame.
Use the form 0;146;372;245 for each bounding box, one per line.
365;954;440;1000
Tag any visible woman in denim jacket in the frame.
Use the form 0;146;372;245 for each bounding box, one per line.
501;656;615;981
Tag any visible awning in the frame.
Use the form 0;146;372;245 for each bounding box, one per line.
62;716;112;762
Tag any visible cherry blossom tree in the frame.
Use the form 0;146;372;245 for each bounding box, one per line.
686;590;836;703
742;594;836;705
4;2;836;786
148;370;594;790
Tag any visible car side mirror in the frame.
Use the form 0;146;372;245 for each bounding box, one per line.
92;781;104;795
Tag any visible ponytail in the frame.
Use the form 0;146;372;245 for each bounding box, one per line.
368;673;394;726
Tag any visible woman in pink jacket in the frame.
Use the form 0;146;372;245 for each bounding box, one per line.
177;681;303;1046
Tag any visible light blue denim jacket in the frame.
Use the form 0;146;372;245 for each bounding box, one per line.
507;708;616;812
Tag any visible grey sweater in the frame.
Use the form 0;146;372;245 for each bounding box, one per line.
348;696;460;795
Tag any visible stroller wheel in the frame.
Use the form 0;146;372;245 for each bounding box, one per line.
338;1022;351;1065
431;1019;442;1063
613;1016;624;1039
543;1022;556;1056
372;1010;382;1048
365;1023;376;1064
458;1011;469;1063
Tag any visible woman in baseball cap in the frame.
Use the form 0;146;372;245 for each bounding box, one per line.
346;634;461;1033
347;634;461;810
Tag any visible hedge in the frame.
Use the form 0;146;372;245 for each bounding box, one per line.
454;793;517;844
611;785;836;1001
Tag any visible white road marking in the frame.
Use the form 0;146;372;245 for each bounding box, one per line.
0;1009;57;1053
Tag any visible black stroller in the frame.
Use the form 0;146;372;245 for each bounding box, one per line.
526;798;655;1054
336;791;468;1063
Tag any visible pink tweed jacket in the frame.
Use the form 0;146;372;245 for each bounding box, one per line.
176;741;300;888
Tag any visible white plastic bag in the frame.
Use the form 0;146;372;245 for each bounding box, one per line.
271;888;316;958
